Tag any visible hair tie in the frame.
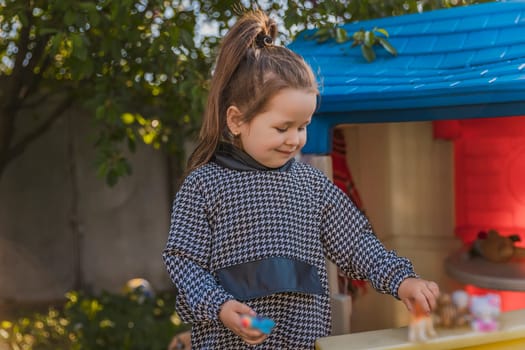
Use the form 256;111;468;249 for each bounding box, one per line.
255;34;273;48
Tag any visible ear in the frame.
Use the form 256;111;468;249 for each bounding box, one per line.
226;105;243;136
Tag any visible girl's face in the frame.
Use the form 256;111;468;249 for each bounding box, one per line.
235;88;317;169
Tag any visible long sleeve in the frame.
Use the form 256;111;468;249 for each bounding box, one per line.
162;176;233;323
319;180;417;298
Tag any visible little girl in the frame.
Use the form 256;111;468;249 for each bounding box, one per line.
163;9;439;350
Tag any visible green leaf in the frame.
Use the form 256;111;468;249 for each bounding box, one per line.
121;113;135;125
374;27;389;38
48;33;64;55
127;136;136;153
314;28;329;37
95;105;105;120
77;2;98;13
78;2;102;28
17;12;29;26
361;45;376;62
378;37;398;56
39;28;59;35
364;30;375;47
316;35;330;43
71;34;88;60
335;27;348;44
106;170;118;187
352;30;364;42
64;11;77;27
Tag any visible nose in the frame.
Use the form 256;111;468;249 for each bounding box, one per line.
285;129;300;147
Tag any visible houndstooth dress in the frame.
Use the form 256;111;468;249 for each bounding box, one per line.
163;147;417;349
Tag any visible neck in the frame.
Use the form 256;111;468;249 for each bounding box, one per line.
213;142;293;172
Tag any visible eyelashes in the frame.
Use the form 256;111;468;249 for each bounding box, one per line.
275;127;307;133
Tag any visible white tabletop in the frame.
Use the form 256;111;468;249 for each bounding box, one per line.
444;248;525;291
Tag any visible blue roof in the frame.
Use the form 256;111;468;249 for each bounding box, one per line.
289;1;525;154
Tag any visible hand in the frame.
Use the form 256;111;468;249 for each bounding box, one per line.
398;278;440;315
219;300;268;345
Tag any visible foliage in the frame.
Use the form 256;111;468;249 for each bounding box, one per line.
0;0;208;185
0;0;496;186
302;0;494;62
0;289;186;350
309;25;397;62
0;308;72;350
351;27;398;62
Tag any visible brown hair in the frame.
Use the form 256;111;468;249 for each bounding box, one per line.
185;10;318;175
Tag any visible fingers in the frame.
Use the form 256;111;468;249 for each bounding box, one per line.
399;278;440;315
240;330;267;345
421;281;439;311
427;281;440;298
236;303;256;318
219;300;267;345
415;281;440;314
229;318;267;345
237;318;267;345
402;298;414;313
244;335;268;345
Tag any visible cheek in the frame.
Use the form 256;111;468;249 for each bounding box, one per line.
300;132;307;145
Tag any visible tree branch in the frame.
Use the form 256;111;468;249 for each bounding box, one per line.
18;37;53;102
18;91;54;110
0;8;33;164
6;95;75;164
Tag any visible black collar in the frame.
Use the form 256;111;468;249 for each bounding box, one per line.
213;142;294;172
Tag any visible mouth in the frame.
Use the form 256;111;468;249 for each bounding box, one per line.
278;146;298;153
276;149;297;155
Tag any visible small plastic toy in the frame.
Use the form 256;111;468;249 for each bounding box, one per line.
408;302;436;342
240;315;275;335
470;229;525;263
433;290;470;329
470;293;501;332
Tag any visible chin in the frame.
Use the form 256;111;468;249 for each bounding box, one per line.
262;159;285;168
274;160;291;168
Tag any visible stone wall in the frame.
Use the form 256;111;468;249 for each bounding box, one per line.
0;108;174;314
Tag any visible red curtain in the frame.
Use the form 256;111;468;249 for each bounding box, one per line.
331;128;368;298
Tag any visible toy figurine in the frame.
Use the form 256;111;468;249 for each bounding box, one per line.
470;294;501;332
408;302;436;342
433;290;470;328
470;229;525;263
450;289;470;327
240;315;275;335
433;293;457;328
